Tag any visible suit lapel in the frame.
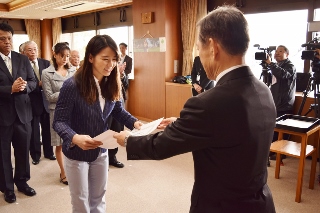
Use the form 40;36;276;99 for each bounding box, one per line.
0;57;13;82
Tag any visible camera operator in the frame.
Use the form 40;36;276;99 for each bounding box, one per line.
265;45;296;162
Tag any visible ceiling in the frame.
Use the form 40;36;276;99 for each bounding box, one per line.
0;0;132;20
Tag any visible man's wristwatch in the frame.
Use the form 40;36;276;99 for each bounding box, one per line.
124;134;130;146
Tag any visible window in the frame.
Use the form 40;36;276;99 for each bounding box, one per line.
13;34;29;53
61;30;96;61
244;10;308;80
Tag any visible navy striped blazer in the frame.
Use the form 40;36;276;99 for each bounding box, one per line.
53;77;137;162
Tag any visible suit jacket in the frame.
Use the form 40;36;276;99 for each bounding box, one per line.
191;56;214;92
123;55;132;75
53;77;137;162
0;51;36;126
28;58;51;116
126;66;276;213
41;65;76;110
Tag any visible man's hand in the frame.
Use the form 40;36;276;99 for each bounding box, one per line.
157;117;177;129
39;80;42;87
12;77;27;93
193;83;202;93
118;62;126;76
71;134;103;150
113;130;131;146
264;54;272;65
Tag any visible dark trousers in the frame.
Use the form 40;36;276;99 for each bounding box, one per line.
0;117;31;192
107;116;124;160
30;110;53;161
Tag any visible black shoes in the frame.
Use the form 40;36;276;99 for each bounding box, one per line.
4;190;16;203
109;160;124;168
45;155;56;160
18;186;36;196
60;174;68;185
32;159;40;165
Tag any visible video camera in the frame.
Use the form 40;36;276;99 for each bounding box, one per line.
301;37;320;60
254;44;276;60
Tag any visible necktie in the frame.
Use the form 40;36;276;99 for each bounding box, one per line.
4;56;12;75
32;61;40;80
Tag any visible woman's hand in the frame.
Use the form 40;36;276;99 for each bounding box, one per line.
157;117;177;129
72;134;103;150
134;120;143;130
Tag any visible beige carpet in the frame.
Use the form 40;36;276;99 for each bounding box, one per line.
1;146;320;212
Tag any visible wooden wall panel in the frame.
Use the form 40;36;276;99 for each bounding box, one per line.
164;0;183;81
128;0;183;121
129;0;166;121
165;83;192;117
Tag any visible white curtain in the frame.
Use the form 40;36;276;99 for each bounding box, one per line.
193;0;207;58
52;18;62;47
181;0;199;76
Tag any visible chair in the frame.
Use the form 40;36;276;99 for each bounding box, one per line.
270;125;320;203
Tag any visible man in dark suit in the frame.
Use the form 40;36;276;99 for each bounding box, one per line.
108;42;132;168
0;23;37;203
22;41;56;165
119;42;132;75
191;56;214;96
114;5;276;213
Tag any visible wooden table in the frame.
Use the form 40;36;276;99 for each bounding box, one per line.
270;125;320;202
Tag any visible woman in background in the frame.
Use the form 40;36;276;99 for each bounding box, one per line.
42;42;76;185
52;35;142;213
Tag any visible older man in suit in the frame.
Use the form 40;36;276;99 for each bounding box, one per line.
0;23;37;203
114;5;276;213
22;41;55;165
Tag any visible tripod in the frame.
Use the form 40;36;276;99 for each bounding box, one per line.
297;71;320;118
297;67;320;184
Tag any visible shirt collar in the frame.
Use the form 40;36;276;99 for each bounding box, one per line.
0;51;11;60
216;64;247;83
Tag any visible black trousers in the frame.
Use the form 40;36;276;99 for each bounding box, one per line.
0;117;31;192
29;109;53;161
107;115;124;159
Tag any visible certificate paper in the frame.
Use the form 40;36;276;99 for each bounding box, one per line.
130;117;164;136
94;130;118;149
95;117;164;149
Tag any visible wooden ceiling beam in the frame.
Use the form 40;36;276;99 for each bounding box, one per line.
0;3;9;12
7;0;46;11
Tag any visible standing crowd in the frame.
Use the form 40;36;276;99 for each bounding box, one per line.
0;4;299;213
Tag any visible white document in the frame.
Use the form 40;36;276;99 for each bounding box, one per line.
94;130;118;149
130;117;164;136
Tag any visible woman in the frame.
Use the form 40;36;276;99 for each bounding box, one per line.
42;42;76;185
52;35;142;213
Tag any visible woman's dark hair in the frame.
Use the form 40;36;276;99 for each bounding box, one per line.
52;42;71;70
75;35;120;104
